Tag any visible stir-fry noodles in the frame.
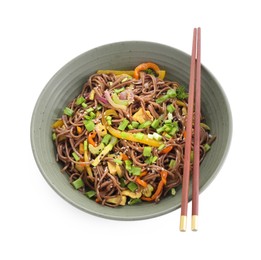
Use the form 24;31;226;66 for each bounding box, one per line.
51;62;215;207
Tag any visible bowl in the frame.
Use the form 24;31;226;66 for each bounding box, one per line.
31;41;232;220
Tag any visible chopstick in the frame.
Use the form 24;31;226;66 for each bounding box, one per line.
179;27;201;232
191;28;201;231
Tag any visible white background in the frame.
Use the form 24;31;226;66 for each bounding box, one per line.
1;0;260;259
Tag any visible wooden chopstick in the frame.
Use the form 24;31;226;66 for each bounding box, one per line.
179;28;201;232
191;27;201;231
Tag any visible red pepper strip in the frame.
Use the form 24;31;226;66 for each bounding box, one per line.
88;131;97;147
134;62;161;79
141;171;168;201
159;145;174;155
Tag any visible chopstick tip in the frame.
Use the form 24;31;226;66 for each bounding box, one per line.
179;215;187;232
191;215;198;231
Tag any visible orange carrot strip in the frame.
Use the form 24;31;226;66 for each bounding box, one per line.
136;177;148;188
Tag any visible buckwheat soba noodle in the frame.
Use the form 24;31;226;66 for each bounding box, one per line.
51;62;215;207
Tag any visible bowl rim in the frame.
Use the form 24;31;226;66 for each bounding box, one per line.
30;40;233;220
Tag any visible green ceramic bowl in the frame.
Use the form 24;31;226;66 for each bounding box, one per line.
31;41;232;220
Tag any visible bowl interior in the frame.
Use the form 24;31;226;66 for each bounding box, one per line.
31;41;232;220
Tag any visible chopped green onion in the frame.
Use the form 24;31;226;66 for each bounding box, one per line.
169;159;176;168
167;89;176;98
72;178;84;189
152;132;162;141
131;121;140;128
156;95;169;104
143;147;152;157
127;182;138;192
114;158;123;165
204;143;211;152
145;156;158;164
84;120;95;132
129;166;141;176
138;121;152;129
158;144;165;151
127;124;134;130
125;160;132;171
133;133;144;140
164;133;172;139
89;111;96;119
128;198;142;205
52;132;56;140
86;107;94;113
114;87;125;94
167;104;175;113
72;152;80;161
101;134;112;145
200;122;211;131
85;190;96;198
156;126;166;134
151;119;160;129
118;118;129;131
64;107;74;117
84;140;88;151
81;102;87;108
76;96;85;105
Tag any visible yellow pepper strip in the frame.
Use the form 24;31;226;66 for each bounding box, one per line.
101;109;162;147
96;70;166;80
52;119;63;128
106;125;162;147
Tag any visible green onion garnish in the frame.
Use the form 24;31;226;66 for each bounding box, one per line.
76;96;85;105
72;178;84;189
151;119;160;129
114;87;125;94
127;182;138;192
72;152;80;161
84;120;95;132
64;107;74;117
102;134;112;145
167;104;175;113
167;89;176;98
130;166;141;176
138;121;152;129
85;190;96;198
156;95;169;104
125;160;132;171
81;102;87;108
143;147;152;157
131;121;140;128
118;118;129;131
